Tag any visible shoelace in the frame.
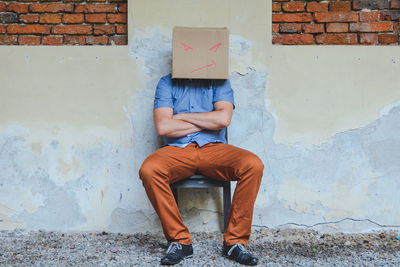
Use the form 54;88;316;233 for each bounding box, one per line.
166;242;182;254
227;243;249;256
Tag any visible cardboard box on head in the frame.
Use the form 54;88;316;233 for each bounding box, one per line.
172;27;229;79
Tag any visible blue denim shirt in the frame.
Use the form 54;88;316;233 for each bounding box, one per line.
154;74;234;147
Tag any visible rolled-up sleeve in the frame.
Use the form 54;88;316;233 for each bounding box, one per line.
213;79;235;109
154;76;173;110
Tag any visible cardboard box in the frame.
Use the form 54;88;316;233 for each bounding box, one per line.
172;27;229;79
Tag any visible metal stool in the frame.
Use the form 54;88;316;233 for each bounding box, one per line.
170;174;231;231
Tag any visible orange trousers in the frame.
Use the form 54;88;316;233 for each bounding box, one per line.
139;142;263;246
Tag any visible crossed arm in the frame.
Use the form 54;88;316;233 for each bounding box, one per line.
154;101;233;138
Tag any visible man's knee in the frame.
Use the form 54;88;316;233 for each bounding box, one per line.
139;161;151;181
250;155;264;174
240;154;264;178
139;159;165;186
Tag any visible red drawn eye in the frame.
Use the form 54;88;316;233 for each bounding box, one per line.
209;43;222;52
180;42;193;51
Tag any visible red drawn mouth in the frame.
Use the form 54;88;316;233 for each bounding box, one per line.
190;60;216;74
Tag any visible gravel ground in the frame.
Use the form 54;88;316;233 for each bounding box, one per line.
1;228;400;266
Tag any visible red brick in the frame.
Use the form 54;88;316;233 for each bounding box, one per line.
62;14;84;24
52;25;92;35
29;3;74;13
391;0;400;8
119;3;127;12
19;14;40;24
7;25;51;34
272;13;312;22
109;0;127;2
302;24;324;33
0;25;5;34
7;2;29;13
360;11;380;21
359;33;379;44
116;24;127;34
306;2;328;12
350;22;397;32
75;4;118;13
85;36;109;45
329;1;351;11
93;25;115;35
326;23;349;32
64;35;86;45
272;3;282;12
380;10;400;20
85;13;107;23
282;2;304;12
272;34;314;45
42;36;63;45
18;35;41;45
87;0;107;2
316;33;357;44
107;13;127;23
40;14;61;24
378;33;398;44
110;35;127;45
279;23;302;33
314;12;358;23
0;35;18;45
0;2;6;12
272;24;279;33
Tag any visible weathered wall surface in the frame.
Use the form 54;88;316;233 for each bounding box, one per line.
1;0;400;234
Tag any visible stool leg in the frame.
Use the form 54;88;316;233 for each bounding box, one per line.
171;187;178;204
223;182;231;232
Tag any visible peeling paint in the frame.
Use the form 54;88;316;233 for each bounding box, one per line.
0;127;139;231
254;102;400;231
380;99;400;117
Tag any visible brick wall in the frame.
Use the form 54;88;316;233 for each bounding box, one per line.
0;0;127;45
273;0;400;45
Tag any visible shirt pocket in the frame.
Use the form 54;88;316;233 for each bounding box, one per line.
200;87;214;112
172;89;189;114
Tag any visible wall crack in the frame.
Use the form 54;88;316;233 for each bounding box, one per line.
273;218;400;228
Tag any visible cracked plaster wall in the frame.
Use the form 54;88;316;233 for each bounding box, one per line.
0;0;400;233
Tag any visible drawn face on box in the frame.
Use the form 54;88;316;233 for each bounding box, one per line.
172;27;229;79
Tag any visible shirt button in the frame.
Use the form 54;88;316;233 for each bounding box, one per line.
191;106;194;108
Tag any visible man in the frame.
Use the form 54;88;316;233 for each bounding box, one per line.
139;74;264;265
